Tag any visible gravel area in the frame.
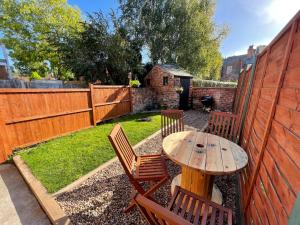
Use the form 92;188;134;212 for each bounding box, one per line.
56;110;240;225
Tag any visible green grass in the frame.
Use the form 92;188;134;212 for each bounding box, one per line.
18;113;161;193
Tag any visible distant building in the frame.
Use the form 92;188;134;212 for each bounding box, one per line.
0;59;9;79
0;43;11;79
221;45;266;81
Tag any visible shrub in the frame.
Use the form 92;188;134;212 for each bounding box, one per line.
30;71;42;80
175;86;184;94
193;79;237;88
130;79;141;88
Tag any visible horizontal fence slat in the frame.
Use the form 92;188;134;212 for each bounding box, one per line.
6;108;93;125
94;99;131;107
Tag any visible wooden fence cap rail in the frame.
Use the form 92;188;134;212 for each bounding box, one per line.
0;88;90;93
93;85;129;89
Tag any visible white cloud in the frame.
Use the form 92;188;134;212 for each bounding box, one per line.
263;0;300;26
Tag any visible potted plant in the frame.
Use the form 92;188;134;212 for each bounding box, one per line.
30;71;42;81
129;79;141;88
175;86;184;94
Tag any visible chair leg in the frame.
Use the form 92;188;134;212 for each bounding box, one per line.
124;201;135;213
124;176;169;213
144;176;169;198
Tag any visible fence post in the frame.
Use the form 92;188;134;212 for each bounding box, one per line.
236;59;257;144
0;98;10;163
89;84;96;126
129;86;133;113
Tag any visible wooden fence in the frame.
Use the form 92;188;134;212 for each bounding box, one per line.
0;85;131;163
234;11;300;225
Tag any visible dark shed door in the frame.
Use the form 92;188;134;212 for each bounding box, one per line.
179;78;190;110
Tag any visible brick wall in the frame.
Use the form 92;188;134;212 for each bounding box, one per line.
131;87;157;113
145;66;180;108
192;87;236;112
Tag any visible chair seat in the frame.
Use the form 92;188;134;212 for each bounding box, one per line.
135;154;168;181
168;186;233;225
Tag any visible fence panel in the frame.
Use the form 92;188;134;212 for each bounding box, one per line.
0;85;132;163
93;86;131;123
238;12;300;225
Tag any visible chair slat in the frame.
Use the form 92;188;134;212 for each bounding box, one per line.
180;195;190;217
193;200;203;225
186;198;196;221
173;191;185;214
134;186;233;225
206;111;239;142
210;207;217;225
200;204;209;225
161;110;184;138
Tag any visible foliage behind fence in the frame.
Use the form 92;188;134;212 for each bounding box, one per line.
193;79;237;88
0;85;131;163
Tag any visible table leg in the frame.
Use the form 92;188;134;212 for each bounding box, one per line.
171;166;222;205
181;166;213;199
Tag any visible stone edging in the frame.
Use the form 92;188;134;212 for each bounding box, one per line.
13;156;72;225
52;128;163;196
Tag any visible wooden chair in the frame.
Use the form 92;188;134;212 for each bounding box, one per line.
134;185;233;225
161;109;184;138
108;124;169;212
206;111;239;142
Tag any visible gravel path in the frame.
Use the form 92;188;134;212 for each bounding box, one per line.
56;110;240;225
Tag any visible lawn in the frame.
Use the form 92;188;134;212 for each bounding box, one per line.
18;113;161;193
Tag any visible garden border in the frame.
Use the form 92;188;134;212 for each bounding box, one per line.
13;155;71;225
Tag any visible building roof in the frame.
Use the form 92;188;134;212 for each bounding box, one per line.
157;64;193;78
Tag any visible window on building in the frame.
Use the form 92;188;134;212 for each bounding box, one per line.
226;65;232;75
163;76;168;86
146;79;150;86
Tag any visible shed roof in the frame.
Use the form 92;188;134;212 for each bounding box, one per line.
157;64;193;78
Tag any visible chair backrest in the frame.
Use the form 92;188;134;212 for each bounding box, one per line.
133;193;192;225
108;124;137;178
169;186;233;225
207;112;239;142
161;110;184;138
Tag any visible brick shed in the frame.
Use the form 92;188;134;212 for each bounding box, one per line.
145;64;193;109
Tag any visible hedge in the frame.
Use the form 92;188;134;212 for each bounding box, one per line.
193;79;237;88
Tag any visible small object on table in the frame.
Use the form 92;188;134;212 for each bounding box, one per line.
162;131;248;205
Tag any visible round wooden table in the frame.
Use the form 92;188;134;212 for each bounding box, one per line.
163;131;248;204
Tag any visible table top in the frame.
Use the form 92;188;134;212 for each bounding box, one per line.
162;131;248;175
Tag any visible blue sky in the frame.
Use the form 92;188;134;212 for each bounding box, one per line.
1;0;299;61
68;0;300;59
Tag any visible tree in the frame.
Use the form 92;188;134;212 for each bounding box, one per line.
54;12;143;84
119;0;228;79
0;0;82;79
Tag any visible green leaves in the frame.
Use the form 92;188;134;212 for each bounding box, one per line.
120;0;228;80
54;11;143;84
0;0;82;79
